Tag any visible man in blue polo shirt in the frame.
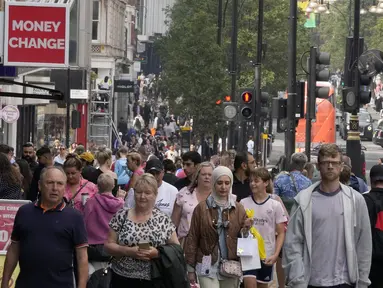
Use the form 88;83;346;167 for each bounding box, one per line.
1;166;89;288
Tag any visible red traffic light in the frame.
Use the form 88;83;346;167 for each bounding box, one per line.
225;95;231;102
216;99;222;105
241;91;253;103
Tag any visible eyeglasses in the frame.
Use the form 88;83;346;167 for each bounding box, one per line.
319;161;342;167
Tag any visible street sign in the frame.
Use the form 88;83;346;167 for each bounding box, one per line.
114;80;134;93
70;89;88;100
4;2;70;67
0;105;19;123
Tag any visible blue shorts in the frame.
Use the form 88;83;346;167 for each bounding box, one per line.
243;261;273;283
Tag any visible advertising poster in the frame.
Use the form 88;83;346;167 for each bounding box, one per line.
0;200;30;251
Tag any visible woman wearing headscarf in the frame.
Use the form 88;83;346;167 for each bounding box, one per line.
184;166;250;288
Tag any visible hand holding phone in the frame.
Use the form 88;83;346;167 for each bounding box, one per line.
138;242;150;250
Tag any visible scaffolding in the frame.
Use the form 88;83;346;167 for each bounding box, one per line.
88;89;121;148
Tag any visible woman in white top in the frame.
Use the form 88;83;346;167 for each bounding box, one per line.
54;145;66;165
171;162;214;245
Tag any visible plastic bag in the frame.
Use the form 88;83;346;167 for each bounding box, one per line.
246;209;266;260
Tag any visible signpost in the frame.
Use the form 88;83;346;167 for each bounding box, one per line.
3;2;70;67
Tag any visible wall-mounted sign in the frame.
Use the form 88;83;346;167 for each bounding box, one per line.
0;105;19;123
70;89;88;100
114;80;134;93
4;2;70;67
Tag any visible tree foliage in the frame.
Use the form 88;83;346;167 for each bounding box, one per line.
157;0;312;135
318;2;383;71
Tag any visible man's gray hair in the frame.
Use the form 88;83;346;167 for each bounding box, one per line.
97;173;115;193
290;152;308;172
40;166;67;182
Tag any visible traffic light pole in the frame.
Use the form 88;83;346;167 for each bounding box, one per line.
254;64;261;162
285;0;297;169
228;0;238;150
254;0;264;164
347;0;362;177
306;47;316;162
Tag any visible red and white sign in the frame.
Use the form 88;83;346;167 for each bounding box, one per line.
0;200;30;251
4;2;70;67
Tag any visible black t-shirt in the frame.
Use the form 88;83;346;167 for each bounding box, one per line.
174;177;191;191
232;174;252;202
163;173;179;186
12;202;88;288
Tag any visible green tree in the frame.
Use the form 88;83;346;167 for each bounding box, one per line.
158;0;312;135
157;0;228;135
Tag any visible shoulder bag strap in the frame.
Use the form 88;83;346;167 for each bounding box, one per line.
70;181;89;202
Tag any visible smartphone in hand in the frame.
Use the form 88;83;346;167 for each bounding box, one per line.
138;242;150;250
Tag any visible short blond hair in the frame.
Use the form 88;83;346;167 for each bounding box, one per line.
97;173;115;193
135;173;158;195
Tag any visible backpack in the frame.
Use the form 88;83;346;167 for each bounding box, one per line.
363;192;383;260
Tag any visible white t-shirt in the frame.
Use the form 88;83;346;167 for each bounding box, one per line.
165;150;178;162
240;195;287;258
125;181;178;217
247;140;254;154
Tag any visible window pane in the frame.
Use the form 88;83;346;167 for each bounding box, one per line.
93;1;99;20
92;22;98;40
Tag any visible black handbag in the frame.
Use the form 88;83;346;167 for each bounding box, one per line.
86;265;112;288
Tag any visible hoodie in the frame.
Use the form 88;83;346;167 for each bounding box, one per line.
84;193;124;245
115;158;130;185
282;182;372;288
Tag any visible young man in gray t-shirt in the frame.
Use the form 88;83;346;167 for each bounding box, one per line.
283;144;372;288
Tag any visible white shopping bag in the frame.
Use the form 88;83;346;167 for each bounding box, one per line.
239;237;261;271
237;237;256;257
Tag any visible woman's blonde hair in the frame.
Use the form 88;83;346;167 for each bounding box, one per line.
135;173;158;195
96;147;112;165
189;162;214;193
249;167;273;194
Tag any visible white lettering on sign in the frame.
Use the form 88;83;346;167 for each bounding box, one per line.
9;20;65;50
12;20;61;33
9;38;65;49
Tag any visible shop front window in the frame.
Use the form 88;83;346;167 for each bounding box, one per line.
35;104;75;149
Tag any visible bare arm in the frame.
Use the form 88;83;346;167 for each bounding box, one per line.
167;231;180;245
128;173;139;191
1;242;19;288
75;247;88;288
274;222;286;256
104;228;137;257
171;202;182;228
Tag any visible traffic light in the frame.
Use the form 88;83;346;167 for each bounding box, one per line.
359;74;372;105
239;89;253;121
308;46;331;119
296;81;305;119
223;102;238;121
260;91;270;117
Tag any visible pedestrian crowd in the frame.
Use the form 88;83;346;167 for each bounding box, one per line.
0;141;382;288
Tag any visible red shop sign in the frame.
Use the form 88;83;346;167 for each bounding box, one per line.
4;2;70;67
